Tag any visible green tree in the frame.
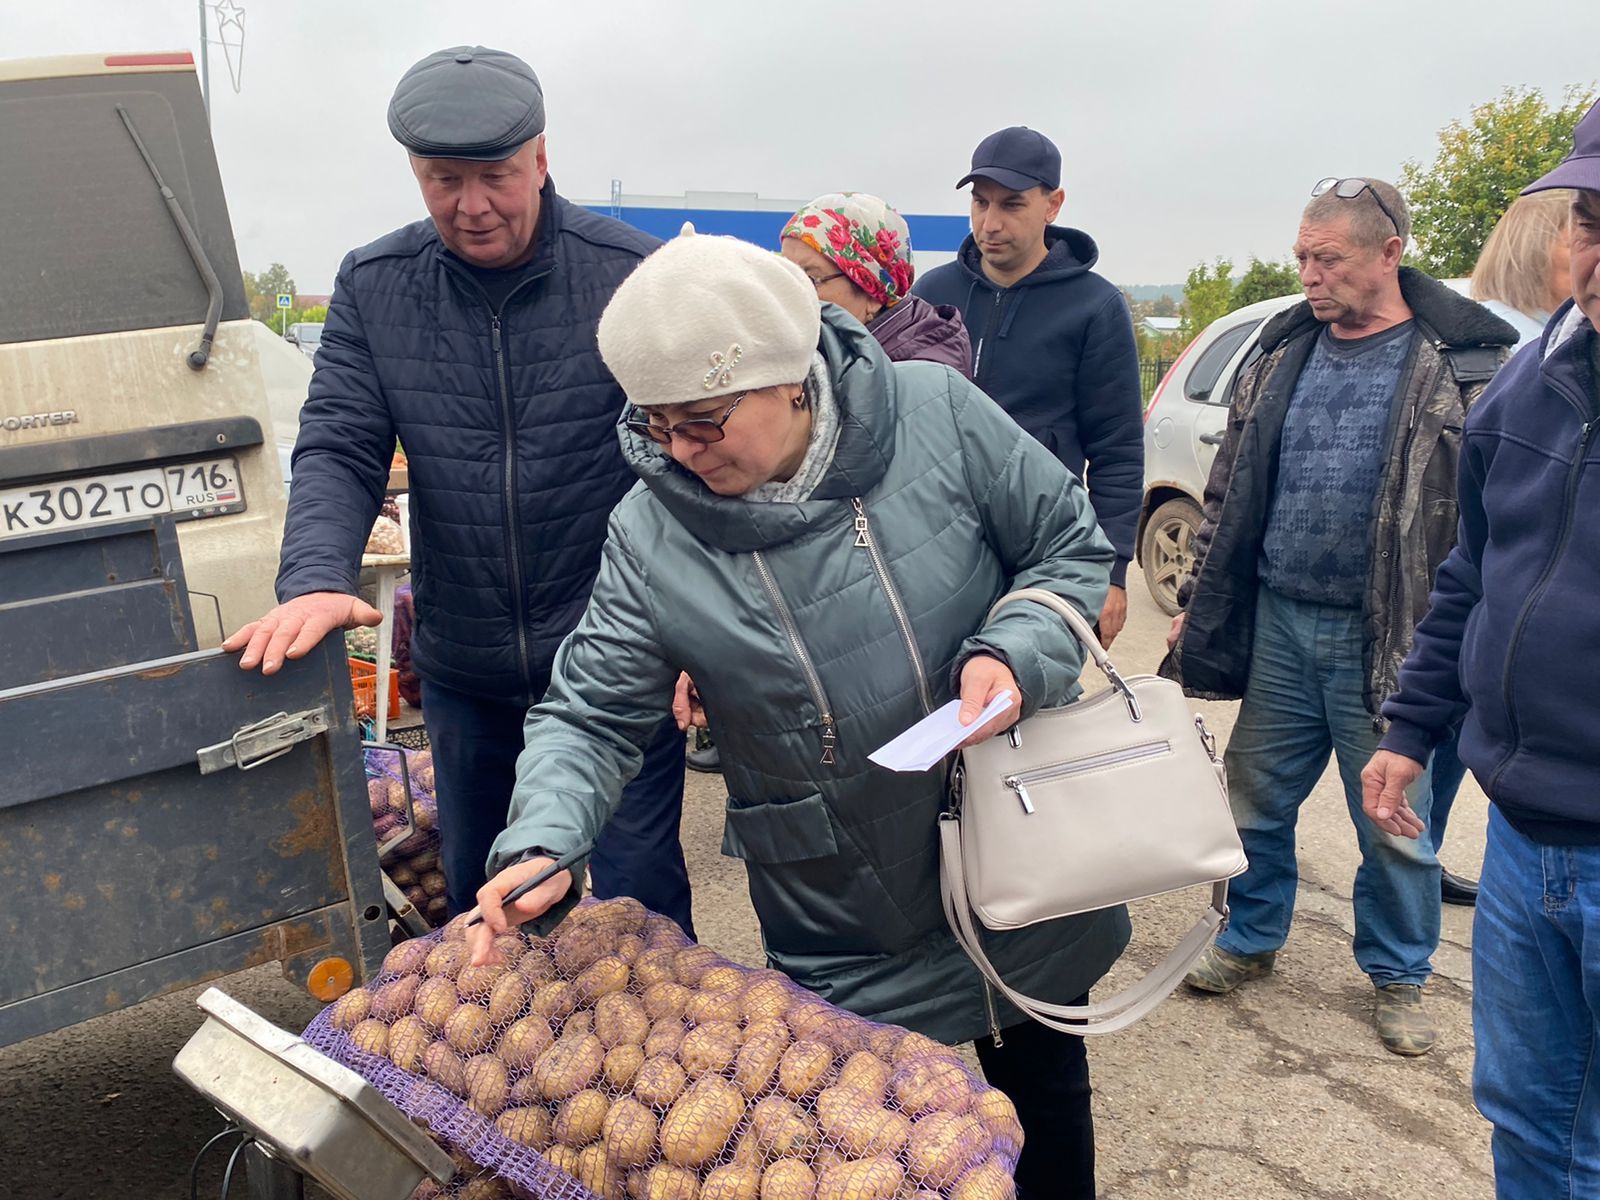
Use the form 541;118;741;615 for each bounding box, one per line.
1151;293;1178;318
242;263;298;326
1231;257;1300;308
1181;258;1233;338
1401;85;1596;278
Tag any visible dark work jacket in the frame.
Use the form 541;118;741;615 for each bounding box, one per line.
866;294;973;378
277;183;659;699
912;227;1143;586
1382;305;1600;844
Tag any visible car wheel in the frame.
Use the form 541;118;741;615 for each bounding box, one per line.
1141;497;1203;617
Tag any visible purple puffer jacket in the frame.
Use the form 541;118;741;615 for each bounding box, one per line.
866;294;973;379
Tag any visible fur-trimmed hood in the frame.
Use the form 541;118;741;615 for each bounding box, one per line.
1260;266;1520;353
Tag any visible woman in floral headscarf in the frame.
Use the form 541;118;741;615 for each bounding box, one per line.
781;192;972;378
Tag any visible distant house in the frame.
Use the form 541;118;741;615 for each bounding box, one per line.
1139;316;1183;338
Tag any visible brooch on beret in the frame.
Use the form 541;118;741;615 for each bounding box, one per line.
704;344;742;390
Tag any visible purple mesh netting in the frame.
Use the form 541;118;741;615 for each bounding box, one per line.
307;899;1021;1200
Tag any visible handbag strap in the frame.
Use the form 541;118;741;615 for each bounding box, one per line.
938;815;1230;1036
985;587;1147;715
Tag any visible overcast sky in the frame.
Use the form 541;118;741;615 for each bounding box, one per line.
11;1;1599;291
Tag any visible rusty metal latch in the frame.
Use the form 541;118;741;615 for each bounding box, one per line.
197;708;330;775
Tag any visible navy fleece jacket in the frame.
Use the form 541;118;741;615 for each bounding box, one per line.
913;226;1143;587
1381;304;1600;844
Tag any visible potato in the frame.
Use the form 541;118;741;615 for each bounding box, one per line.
422;1042;466;1092
516;946;556;983
702;1164;761;1200
777;1041;833;1100
544;1144;582;1177
890;1057;974;1117
660;1076;745;1167
814;1157;903;1200
741;1017;792;1045
891;1032;958;1065
387;864;418;888
495;1014;553;1071
972;1088;1022;1156
387;1015;431;1073
369;974;421;1022
383;939;433;978
561;1011;594;1039
739;974;794;1023
384;778;409;813
673;945;720;986
412;976;459;1031
783;999;836;1042
733;1031;788;1098
583;895;648;929
632;947;679;988
698;965;745;995
949;1159;1016;1200
685;989;743;1027
532;980;580;1020
531;1032;604;1100
420;871;449;898
578;1142;625;1200
748;1095;816;1159
815;1088;909;1158
576;954;631;1003
642;981;691;1023
864;1026;901;1062
464;1054;509;1116
505;1073;541;1106
327;988;372;1031
349;1018;389;1057
595;993;651;1048
641;1164;700;1200
601;1096;659;1167
808;1146;849;1175
456;963;509;1002
425;896;450;924
644;913;690;947
425;941;472;979
632;1055;688;1108
644;1018;687;1059
555;922;619;974
494;1106;551;1151
907;1112;991;1189
487;973;533;1026
679;1021;740;1078
760;1160;816;1200
404;885;430;909
459;1178;512;1200
835;1052;891;1102
491;932;523;960
604;1043;646;1090
444;1004;495;1055
616;933;645;964
553;1087;610;1146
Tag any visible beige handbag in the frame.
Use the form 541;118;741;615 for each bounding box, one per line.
939;588;1247;1036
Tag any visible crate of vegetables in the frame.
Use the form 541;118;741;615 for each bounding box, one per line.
366;746;450;929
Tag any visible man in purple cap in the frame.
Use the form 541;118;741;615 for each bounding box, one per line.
913;126;1143;648
1362;100;1600;1196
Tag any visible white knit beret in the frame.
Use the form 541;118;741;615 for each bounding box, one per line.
597;227;822;407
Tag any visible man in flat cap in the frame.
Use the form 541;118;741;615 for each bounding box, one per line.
226;47;693;935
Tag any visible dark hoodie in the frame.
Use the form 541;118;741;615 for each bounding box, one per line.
866;294;973;379
913;227;1143;585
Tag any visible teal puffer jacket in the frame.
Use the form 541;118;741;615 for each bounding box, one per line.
492;310;1130;1045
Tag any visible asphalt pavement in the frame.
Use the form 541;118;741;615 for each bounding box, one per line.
0;581;1491;1199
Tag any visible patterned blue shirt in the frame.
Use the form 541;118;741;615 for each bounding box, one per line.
1259;320;1414;607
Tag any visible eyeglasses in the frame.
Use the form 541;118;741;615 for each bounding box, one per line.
807;272;845;289
625;392;748;447
1311;177;1403;239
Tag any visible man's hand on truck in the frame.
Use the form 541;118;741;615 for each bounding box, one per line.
223;591;383;675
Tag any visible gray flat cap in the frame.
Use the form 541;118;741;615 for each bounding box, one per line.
388;46;544;161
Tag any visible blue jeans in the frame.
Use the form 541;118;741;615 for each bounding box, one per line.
1429;727;1470;853
1474;807;1600;1198
420;679;693;937
1215;587;1440;985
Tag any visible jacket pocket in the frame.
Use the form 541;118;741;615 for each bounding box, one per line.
721;793;839;864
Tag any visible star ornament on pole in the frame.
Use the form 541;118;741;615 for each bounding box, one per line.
211;0;246;92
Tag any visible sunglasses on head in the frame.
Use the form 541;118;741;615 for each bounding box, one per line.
625;391;748;447
1311;177;1403;239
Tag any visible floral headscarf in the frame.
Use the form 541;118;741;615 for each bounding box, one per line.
781;192;915;310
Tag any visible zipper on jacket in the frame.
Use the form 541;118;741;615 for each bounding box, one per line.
1488;413;1599;796
983;982;1003;1047
850;498;934;716
752;550;839;765
491;314;534;689
1003;740;1172;814
972;291;1005;382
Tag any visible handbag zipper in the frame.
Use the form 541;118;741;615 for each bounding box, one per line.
850;498;934;716
1003;740;1172;814
752;549;839;765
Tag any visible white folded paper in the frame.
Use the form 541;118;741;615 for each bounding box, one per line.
868;690;1016;773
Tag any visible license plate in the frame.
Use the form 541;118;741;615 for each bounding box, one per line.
0;457;246;540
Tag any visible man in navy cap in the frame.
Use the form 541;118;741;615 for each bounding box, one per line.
1362;101;1600;1195
913;126;1143;648
225;47;693;936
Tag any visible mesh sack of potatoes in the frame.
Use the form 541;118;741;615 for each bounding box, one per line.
366;746;450;928
301;897;1022;1200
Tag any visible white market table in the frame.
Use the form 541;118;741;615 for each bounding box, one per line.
360;551;410;742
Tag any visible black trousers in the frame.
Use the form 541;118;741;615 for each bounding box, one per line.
418;678;693;936
975;1005;1096;1200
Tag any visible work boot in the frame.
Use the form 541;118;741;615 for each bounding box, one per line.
1440;870;1479;907
1374;984;1437;1056
686;731;721;774
1184;945;1276;994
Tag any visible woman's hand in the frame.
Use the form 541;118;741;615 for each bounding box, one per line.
955;655;1021;749
465;857;575;966
671;672;707;731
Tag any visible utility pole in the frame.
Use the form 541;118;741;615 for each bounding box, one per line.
198;0;211;120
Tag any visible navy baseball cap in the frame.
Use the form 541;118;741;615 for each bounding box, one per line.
1523;99;1600;195
388;46;545;161
957;126;1062;192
